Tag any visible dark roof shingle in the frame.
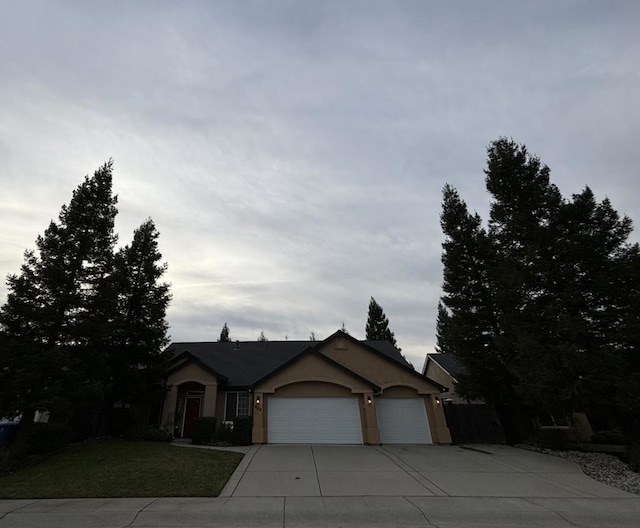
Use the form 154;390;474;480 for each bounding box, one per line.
426;353;466;379
166;339;411;387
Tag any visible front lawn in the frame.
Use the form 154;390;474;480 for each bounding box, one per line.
0;441;243;498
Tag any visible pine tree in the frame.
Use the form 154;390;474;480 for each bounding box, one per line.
540;189;638;414
438;138;640;442
108;219;171;406
611;243;640;445
365;297;399;349
0;161;118;452
436;184;506;402
219;322;230;342
0;161;172;452
484;140;565;413
257;331;268;342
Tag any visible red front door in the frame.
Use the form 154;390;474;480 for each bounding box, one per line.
183;398;201;438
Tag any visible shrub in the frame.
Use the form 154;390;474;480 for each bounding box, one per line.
591;429;625;445
232;416;252;446
534;428;568;450
216;422;233;444
191;417;217;445
124;425;171;442
27;423;70;455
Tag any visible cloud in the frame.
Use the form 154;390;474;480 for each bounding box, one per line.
1;1;640;370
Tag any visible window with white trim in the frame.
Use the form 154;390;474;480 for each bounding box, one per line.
225;391;250;421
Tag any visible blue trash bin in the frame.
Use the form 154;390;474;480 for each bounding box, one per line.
0;422;18;445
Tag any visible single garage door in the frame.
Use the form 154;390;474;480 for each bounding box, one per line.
376;398;433;444
268;397;363;444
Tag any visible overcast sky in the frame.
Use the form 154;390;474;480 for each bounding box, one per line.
1;1;639;369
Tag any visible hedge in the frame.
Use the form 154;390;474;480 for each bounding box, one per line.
191;417;217;445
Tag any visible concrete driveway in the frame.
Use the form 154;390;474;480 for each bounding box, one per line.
2;444;640;527
223;443;635;499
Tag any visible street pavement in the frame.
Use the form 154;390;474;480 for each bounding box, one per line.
1;443;639;527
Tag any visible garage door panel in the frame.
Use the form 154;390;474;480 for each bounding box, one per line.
376;398;432;444
268;397;363;444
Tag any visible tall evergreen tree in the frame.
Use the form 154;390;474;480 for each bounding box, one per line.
365;297;399;349
107;219;171;406
0;161;118;451
0;162;171;452
484;139;565;413
611;243;640;446
219;322;230;342
438;138;640;442
436;185;506;402
542;189;638;414
257;331;268;342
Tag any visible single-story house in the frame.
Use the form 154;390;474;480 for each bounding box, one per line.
422;353;593;443
422;353;478;404
161;330;452;444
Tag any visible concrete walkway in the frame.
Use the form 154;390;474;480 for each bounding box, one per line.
2;444;639;527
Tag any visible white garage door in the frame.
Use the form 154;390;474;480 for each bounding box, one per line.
268;397;363;444
376;398;433;444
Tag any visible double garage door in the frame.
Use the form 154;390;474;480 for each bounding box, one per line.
267;396;432;444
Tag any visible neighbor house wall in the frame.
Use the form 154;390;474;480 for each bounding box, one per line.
424;361;467;404
424;360;484;405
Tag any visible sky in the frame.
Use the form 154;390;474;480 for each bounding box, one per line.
1;1;639;370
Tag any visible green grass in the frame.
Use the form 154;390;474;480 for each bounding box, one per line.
0;441;244;499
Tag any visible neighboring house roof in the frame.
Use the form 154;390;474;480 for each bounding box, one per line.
424;353;466;380
166;333;417;389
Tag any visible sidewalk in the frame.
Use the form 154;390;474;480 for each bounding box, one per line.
3;495;640;527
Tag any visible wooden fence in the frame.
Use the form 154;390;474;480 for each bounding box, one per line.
443;403;506;444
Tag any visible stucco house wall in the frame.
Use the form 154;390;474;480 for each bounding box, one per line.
160;332;452;445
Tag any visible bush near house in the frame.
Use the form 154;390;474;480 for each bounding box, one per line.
216;422;233;444
124;425;171;442
232;417;252;446
192;417;217;445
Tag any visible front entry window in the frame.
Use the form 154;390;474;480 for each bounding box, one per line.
225;391;250;421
